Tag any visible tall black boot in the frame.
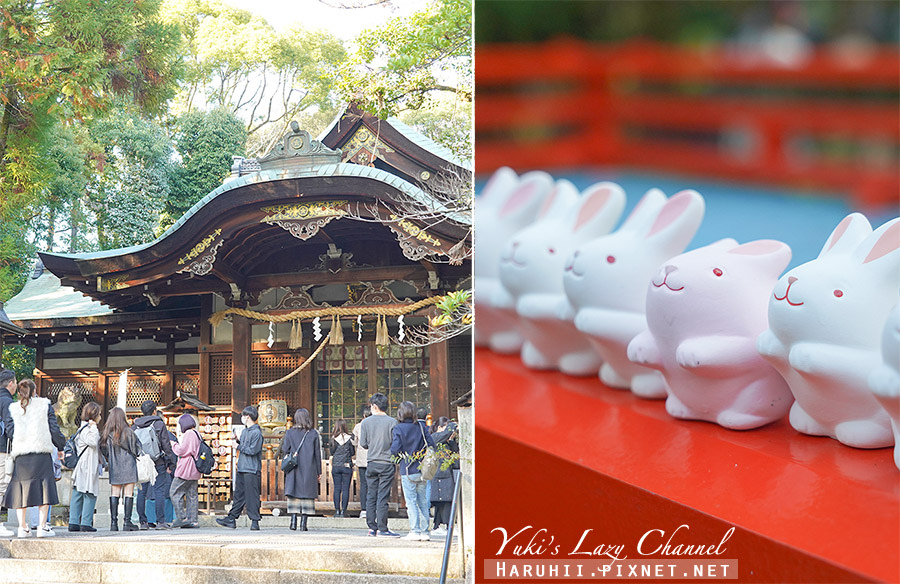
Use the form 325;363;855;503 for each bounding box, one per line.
289;514;297;531
300;514;308;532
109;497;119;532
123;498;138;531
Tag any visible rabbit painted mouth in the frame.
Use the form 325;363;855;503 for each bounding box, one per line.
651;276;684;292
773;277;804;306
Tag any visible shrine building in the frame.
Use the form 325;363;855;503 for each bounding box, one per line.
0;105;472;511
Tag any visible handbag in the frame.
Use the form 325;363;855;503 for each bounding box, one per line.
418;422;439;481
52;452;62;481
136;453;157;483
281;430;308;473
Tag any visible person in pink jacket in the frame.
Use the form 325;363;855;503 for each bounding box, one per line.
170;414;201;528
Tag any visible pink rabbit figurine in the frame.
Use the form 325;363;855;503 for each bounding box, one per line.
499;179;625;375
628;239;794;429
564;188;705;399
758;214;900;448
474;167;555;353
869;305;900;469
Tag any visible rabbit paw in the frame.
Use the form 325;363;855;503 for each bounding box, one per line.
789;401;831;437
675;344;703;369
869;367;900;399
757;330;787;360
631;372;668;399
600;363;630;389
788;345;817;374
665;393;702;421
834;419;894;449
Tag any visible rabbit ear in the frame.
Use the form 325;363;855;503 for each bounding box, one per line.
620;188;667;233
818;213;872;258
479;167;519;204
498;172;555;220
729;239;792;276
572;182;626;235
537;180;579;221
854;217;900;279
644;190;705;251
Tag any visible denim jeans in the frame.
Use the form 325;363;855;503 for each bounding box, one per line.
137;464;171;525
70;488;97;527
332;466;352;513
400;472;430;535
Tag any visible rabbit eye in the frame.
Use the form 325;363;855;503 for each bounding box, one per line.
548;247;556;254
713;268;723;277
606;256;615;264
833;289;843;298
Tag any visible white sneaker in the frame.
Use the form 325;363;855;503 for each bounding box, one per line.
0;523;14;537
37;526;55;538
16;527;31;538
432;526;447;536
419;533;431;541
402;532;421;541
359;511;365;518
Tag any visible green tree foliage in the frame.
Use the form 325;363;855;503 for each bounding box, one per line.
0;0;180;298
338;0;472;119
399;94;472;163
161;0;347;155
1;345;36;382
166;108;247;223
86;108;174;249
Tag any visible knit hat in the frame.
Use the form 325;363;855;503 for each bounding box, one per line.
178;414;197;432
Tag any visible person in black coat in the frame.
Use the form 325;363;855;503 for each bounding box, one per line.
0;369;18;537
430;417;459;534
329;419;354;518
280;408;321;531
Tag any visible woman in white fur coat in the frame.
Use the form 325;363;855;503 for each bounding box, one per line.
3;380;66;538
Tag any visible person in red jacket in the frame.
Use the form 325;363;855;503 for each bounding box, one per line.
170;414;201;528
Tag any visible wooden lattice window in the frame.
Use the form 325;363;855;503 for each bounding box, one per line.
107;375;163;410
250;352;302;409
45;379;98;421
176;374;200;396
376;345;430;415
316;345;369;437
209;355;232;406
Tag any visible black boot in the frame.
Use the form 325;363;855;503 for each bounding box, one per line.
289;514;297;531
300;514;308;532
109;497;119;532
123;498;138;531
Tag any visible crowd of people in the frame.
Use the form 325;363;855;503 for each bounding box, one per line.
0;368;459;541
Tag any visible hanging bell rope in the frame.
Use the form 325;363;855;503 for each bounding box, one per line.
208;295;447;328
288;320;303;350
375;314;390;346
250;334;328;389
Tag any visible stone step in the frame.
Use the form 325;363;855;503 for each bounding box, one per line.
0;528;464;578
0;559;463;584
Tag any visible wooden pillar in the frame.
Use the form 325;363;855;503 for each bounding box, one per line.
198;295;211;404
35;344;44;370
231;315;250;423
429;340;450;420
0;333;4;367
163;340;175;404
99;343;109;414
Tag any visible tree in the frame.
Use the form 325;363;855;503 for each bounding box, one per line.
166;108;247;223
161;0;347;156
337;0;472;120
86;108;174;249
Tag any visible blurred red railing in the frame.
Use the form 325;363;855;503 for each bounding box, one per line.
476;40;900;206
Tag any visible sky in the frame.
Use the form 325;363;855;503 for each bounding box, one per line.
222;0;430;39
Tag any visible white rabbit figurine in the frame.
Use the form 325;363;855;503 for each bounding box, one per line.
758;214;900;448
474;167;555;353
628;239;794;428
498;179;625;375
869;305;900;469
565;188;705;398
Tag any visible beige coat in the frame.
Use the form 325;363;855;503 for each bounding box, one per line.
72;421;101;496
351;422;366;467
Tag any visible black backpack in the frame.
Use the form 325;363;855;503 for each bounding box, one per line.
193;430;215;475
61;425;87;470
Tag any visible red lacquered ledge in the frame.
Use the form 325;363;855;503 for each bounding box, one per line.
475;348;899;583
